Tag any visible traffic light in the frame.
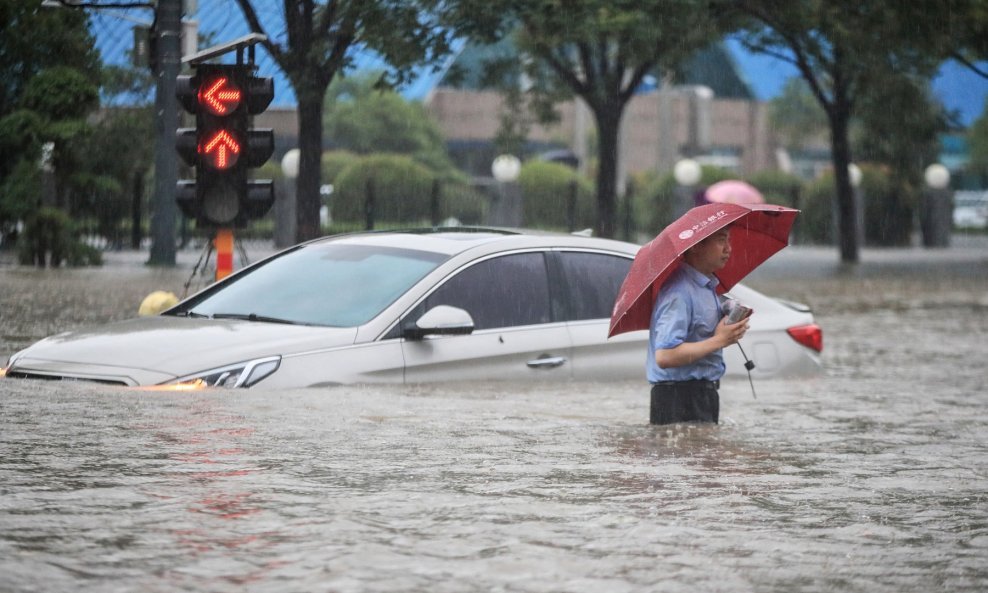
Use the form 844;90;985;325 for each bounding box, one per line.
175;64;275;228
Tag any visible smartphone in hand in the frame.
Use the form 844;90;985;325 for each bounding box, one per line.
723;299;753;324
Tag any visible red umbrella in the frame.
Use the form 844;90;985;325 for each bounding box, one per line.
704;180;765;204
608;203;798;338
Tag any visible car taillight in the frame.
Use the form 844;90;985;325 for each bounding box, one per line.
787;324;823;352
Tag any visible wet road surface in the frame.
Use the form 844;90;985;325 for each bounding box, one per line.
1;238;987;592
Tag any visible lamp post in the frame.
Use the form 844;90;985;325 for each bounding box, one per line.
843;163;865;249
276;149;299;248
921;163;952;248
490;155;522;227
672;158;701;219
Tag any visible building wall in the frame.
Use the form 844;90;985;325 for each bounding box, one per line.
250;92;780;180
425;88;779;178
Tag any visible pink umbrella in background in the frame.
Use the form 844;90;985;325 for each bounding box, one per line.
704;180;765;205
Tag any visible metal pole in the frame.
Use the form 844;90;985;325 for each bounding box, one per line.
148;0;181;265
215;228;234;281
365;178;375;231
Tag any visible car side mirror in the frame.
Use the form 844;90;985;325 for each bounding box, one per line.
403;305;475;340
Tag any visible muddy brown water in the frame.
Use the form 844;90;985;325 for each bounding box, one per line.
2;240;987;592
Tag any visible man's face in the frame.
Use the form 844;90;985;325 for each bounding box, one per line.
685;228;731;274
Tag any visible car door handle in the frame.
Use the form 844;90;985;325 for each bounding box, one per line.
526;355;567;369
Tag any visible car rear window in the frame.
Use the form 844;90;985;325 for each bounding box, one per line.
557;252;632;321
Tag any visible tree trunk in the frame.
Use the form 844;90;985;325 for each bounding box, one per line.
131;169;144;249
828;106;859;263
295;90;324;243
593;108;620;238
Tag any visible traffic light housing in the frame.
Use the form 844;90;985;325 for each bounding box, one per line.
176;63;275;228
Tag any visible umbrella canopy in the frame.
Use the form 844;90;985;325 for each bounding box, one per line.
608;203;798;338
704;180;765;204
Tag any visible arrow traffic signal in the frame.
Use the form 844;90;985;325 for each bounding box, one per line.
175;63;275;228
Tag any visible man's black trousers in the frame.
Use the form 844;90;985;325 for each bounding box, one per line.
649;380;719;425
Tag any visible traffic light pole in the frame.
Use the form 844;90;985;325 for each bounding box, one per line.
214;228;234;281
149;0;182;266
174;35;274;283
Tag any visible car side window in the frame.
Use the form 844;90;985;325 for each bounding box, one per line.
558;252;632;321
410;252;552;331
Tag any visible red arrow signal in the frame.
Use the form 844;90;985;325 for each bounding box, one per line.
198;76;242;116
200;130;241;169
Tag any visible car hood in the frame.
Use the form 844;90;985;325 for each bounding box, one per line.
9;316;358;386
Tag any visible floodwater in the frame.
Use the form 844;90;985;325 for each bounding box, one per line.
2;239;987;593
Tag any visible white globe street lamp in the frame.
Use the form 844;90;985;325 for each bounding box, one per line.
275;148;300;248
924;163;950;189
281;148;300;179
848;163;863;188
492;154;521;183
673;158;701;187
921;163;952;247
490;155;522;226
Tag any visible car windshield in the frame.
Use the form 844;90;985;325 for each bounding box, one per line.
178;243;449;327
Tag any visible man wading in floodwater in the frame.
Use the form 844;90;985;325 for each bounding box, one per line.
609;203;798;424
646;227;749;425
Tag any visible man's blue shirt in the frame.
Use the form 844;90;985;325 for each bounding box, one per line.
646;263;725;383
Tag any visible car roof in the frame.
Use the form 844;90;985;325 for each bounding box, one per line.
307;227;641;257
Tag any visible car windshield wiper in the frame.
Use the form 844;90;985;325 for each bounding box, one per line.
210;312;300;325
169;310;209;318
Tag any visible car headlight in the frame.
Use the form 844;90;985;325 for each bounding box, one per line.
165;356;281;389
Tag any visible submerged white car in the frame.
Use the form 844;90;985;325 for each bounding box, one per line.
2;229;822;389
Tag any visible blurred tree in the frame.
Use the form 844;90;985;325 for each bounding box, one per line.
19;66;100;208
323;73;456;175
0;0;99;233
89;64;156;248
729;0;947;263
442;0;730;239
968;99;988;179
73;106;154;247
853;73;947;187
768;78;827;153
936;0;988;79
233;0;453;242
0;0;99;118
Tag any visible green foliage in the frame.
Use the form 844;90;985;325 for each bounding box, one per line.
234;0;455;241
331;153;487;226
321;150;361;187
19;66;98;120
768;78;827;150
435;181;488;225
65;106;152;246
796;166;914;247
736;1;951;260
332;154;438;224
0;159;41;223
633;165;742;236
967;98;988;177
746;170;802;208
798;175;838;245
17;207;101;267
442;0;730;237
0;0;100;117
853;74;946;187
859;165;915;247
324;77;455;174
517;160;594;230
